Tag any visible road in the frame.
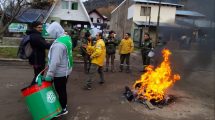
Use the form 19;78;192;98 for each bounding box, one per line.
0;41;214;120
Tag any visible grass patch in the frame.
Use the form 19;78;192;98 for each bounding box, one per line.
0;47;82;60
0;46;138;59
0;47;18;58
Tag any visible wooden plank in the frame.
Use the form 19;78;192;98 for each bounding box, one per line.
145;100;156;110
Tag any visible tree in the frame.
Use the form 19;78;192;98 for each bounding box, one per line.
0;0;30;37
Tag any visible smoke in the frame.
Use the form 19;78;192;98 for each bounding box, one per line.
154;1;215;93
185;0;215;21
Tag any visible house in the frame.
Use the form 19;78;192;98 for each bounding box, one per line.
110;0;182;47
3;0;92;37
88;9;109;31
46;0;93;31
174;10;215;41
4;8;50;37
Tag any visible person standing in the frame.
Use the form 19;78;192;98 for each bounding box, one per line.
45;22;73;117
28;21;51;85
141;33;153;72
118;33;134;73
84;32;106;90
104;31;118;72
80;32;94;73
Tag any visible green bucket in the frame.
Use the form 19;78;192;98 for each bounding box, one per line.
21;82;62;120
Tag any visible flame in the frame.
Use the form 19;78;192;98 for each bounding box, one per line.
133;49;180;102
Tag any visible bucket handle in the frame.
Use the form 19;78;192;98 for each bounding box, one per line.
35;66;48;84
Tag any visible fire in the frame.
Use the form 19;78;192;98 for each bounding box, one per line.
133;49;180;102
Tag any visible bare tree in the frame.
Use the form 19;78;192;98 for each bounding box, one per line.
0;0;30;38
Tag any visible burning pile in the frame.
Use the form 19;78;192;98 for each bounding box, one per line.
125;49;180;106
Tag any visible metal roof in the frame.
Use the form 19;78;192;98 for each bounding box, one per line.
176;10;205;18
17;12;43;23
112;0;183;14
134;21;182;27
15;8;48;23
133;0;183;7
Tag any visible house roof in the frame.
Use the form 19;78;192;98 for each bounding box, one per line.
43;0;58;23
88;9;108;20
46;0;93;26
4;8;49;23
112;0;183;14
133;0;183;8
79;0;93;26
134;19;215;29
16;8;48;23
134;21;182;27
176;10;205;18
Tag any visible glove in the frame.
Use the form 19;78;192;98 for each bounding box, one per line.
36;74;43;86
43;76;52;82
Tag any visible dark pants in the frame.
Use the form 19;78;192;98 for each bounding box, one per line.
105;54;115;70
120;53;130;71
83;54;91;73
86;64;104;86
53;76;68;109
31;64;45;85
72;39;77;50
141;51;150;68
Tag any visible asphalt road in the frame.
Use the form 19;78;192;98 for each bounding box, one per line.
0;41;214;120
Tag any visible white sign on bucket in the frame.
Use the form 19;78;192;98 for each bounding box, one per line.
46;91;56;103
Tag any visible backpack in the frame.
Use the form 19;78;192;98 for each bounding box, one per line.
17;35;33;59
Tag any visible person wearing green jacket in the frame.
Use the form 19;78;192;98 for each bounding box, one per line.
80;32;94;73
141;33;153;72
45;22;73;117
104;31;118;72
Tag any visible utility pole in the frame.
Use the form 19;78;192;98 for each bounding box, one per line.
155;0;161;46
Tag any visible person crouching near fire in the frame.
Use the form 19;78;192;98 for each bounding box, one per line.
45;22;73;117
84;32;106;90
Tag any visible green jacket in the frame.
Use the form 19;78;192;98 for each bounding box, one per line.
105;37;118;54
141;39;152;53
